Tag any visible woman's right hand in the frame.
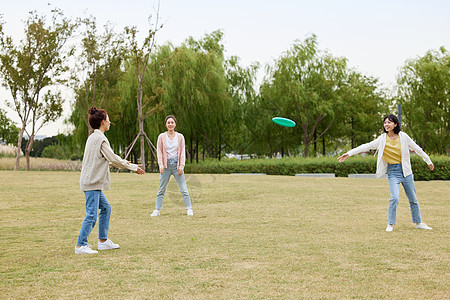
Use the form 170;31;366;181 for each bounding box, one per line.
160;168;164;175
337;153;349;162
136;167;145;175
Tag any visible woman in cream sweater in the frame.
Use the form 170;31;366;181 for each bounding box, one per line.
76;107;145;254
338;114;434;232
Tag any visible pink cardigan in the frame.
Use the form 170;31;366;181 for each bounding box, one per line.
157;132;186;170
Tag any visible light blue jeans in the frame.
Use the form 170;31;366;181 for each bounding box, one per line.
77;190;111;246
387;163;422;225
156;158;192;210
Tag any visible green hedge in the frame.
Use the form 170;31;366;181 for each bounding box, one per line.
184;155;450;181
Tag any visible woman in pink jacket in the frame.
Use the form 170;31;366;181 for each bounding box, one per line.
338;114;434;232
151;115;193;217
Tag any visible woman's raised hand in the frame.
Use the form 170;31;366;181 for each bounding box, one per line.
136;167;145;174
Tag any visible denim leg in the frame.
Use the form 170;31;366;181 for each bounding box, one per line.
173;169;192;210
77;190;100;246
402;174;422;224
98;191;111;240
156;167;172;210
387;166;401;225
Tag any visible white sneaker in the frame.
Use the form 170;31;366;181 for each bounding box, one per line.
98;239;120;250
416;223;432;230
75;245;98;254
151;210;160;217
386;224;394;232
187;209;193;216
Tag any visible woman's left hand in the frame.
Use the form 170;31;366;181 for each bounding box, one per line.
178;168;183;176
429;163;434;171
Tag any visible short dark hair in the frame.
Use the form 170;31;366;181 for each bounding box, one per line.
88;107;107;129
383;114;401;134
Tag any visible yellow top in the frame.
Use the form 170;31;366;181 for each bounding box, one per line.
383;136;401;164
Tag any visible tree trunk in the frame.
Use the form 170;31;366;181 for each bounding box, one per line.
303;126;310;157
25;136;35;171
140;133;145;171
322;134;325;156
14;126;26;171
190;137;193;163
196;139;199;163
218;133;221;161
351;117;354;149
313;129;317;155
303;143;309;157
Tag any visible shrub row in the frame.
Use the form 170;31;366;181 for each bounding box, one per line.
184;155;450;181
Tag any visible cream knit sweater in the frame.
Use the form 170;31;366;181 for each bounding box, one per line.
80;129;138;191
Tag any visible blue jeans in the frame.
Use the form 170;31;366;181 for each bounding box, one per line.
77;190;111;246
387;163;422;225
156;158;192;210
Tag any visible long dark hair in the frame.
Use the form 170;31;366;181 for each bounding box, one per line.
165;115;177;130
88;107;107;129
383;114;401;134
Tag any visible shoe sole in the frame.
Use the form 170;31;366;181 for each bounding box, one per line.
97;246;120;251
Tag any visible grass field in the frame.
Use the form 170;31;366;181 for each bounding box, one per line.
0;171;448;299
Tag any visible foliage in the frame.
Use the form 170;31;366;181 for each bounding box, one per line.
0;9;76;170
184;155;449;181
397;47;449;154
260;34;348;157
0;108;19;144
336;72;390;148
123;12;164;170
70;16;126;148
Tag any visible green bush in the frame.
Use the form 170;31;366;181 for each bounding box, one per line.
41;144;74;160
184;155;450;181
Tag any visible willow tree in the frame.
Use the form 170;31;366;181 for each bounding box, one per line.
397;47;449;154
262;34;348;157
0;9;76;170
224;56;259;155
152;31;232;161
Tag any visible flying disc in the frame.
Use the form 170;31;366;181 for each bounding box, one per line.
272;117;296;127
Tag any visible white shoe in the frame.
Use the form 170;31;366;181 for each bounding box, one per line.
187;209;193;216
386;224;394;232
98;239;120;250
75;245;98;254
416;223;432;230
151;210;160;217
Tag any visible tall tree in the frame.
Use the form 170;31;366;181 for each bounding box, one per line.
124;11;163;171
71;16;125;143
0;9;76;170
262;34;348;157
338;71;388;149
224;56;259;155
152;31;232;161
397;47;449;154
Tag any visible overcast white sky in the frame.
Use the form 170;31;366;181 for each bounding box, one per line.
1;0;449;136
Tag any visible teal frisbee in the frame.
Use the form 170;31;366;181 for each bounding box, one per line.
272;117;296;127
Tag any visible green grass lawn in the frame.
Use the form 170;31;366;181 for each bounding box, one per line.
0;171;448;299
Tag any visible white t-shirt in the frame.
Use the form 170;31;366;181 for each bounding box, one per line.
165;132;179;160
